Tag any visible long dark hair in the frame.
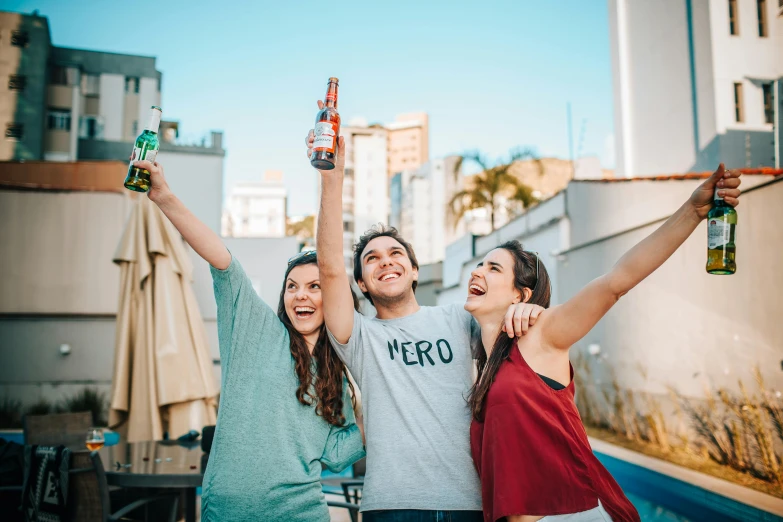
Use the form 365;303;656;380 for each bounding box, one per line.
277;252;360;426
468;240;552;422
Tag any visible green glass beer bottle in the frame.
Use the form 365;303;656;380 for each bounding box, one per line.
706;186;737;274
124;105;162;192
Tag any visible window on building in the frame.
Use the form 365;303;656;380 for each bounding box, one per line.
47;109;72;131
79;116;102;139
8;75;26;91
50;66;66;85
50;66;78;86
125;76;140;94
5;123;23;140
81;74;100;96
80;116;99;139
132;120;138;135
758;0;768;36
729;0;739;35
762;83;774;124
733;82;744;122
10;30;29;47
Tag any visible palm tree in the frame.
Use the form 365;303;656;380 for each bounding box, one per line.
286;215;315;242
449;147;542;231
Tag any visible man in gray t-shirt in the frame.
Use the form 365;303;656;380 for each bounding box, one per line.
328;304;482;512
307;121;542;520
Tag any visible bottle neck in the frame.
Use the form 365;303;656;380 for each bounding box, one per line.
713;187;729;206
324;83;338;109
145;108;162;133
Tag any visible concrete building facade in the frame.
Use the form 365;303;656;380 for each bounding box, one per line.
608;0;782;176
224;170;288;238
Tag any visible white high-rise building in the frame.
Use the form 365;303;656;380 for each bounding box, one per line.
609;0;782;177
224;170;287;238
389;156;469;265
337;125;389;269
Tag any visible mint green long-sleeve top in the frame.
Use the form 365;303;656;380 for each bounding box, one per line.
201;256;365;522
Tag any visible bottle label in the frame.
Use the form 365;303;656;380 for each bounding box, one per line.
130;145;157;168
708;218;732;249
313;122;337;153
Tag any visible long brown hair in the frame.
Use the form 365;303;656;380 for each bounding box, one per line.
468;240;552;422
277;252;360;426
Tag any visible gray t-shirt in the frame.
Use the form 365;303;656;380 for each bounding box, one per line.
327;303;482;512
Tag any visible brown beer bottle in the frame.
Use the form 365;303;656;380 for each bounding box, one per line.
310;77;341;170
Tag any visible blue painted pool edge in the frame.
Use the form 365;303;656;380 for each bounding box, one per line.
595;450;783;522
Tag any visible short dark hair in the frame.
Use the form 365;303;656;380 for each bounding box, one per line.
353;224;419;304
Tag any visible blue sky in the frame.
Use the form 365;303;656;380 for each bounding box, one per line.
7;0;615;216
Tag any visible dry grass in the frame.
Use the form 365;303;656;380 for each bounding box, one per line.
574;359;783;497
585;425;783;500
572;354;604;428
757;369;783;454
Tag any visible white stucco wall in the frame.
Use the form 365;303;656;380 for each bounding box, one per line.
352;133;389;239
158;150;224;234
558;177;783;397
0;179;298;407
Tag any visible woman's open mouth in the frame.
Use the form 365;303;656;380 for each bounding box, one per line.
294;306;316;319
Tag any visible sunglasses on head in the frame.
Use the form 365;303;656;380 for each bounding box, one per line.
527;251;539;292
288;250;317;265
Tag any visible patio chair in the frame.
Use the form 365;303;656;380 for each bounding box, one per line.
339;457;364;505
321;456;365;521
68;450;180;522
327;499;360;522
23;411;92;446
352;457;365;478
200;425;215;453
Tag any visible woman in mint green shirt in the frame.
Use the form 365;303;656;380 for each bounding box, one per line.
138;157;365;522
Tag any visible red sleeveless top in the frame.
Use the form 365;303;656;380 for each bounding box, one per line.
469;342;640;522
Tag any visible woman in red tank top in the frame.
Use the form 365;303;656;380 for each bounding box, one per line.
464;166;742;522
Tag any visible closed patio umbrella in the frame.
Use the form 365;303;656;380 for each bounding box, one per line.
109;196;217;443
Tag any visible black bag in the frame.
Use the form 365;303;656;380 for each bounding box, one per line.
21;445;71;522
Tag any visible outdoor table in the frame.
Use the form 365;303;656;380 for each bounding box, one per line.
97;440;205;522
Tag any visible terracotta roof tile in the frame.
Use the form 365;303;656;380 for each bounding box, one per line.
574;168;783;183
0;161;127;193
